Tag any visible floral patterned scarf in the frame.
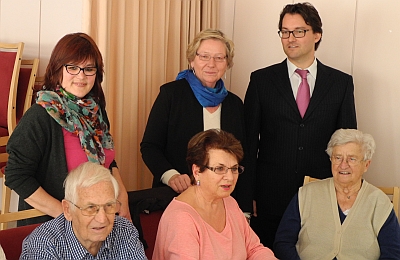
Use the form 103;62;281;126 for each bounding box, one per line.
36;86;113;165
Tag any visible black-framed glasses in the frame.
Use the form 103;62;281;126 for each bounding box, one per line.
67;200;121;216
278;29;310;39
204;165;244;175
64;64;97;76
330;155;363;167
196;53;227;62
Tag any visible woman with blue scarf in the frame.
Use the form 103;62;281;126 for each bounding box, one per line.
141;29;251;213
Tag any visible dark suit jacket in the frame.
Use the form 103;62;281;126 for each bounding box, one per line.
244;59;357;216
141;79;252;211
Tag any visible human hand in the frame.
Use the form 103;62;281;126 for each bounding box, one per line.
252;200;257;217
168;174;191;193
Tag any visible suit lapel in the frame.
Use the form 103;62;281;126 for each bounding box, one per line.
273;60;300;114
304;59;333;118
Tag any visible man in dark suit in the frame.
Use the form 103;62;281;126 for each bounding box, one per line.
244;2;357;248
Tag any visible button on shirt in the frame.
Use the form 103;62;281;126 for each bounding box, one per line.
20;214;147;260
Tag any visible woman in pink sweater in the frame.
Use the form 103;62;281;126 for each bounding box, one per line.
152;129;277;259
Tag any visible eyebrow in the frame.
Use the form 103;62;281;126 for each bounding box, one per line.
281;27;307;30
197;52;226;55
212;163;239;167
332;154;358;157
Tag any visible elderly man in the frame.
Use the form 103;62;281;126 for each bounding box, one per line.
20;162;147;259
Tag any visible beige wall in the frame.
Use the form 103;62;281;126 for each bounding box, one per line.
0;0;83;76
221;0;400;190
0;0;83;212
1;0;399;206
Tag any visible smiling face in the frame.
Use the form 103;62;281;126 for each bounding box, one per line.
63;181;116;254
331;142;371;187
281;13;321;68
61;60;96;98
194;149;239;200
190;39;228;88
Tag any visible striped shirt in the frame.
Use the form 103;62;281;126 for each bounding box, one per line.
20;214;147;260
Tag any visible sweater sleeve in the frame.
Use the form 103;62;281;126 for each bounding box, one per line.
377;209;400;259
140;84;176;183
5;105;56;199
273;193;301;260
237;202;277;260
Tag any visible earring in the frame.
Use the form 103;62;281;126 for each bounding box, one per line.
196;180;200;186
192;68;196;76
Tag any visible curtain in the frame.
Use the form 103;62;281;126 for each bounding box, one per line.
82;0;219;190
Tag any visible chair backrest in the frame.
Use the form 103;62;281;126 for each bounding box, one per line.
303;176;400;218
0;223;40;259
16;59;39;121
0;43;24;169
0;42;24;135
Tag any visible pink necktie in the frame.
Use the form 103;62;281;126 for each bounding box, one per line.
295;69;310;118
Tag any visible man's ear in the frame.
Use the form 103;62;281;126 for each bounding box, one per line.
62;199;73;221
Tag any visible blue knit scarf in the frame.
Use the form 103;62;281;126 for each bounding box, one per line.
176;69;228;107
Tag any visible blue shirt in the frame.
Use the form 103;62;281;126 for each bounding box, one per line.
20;214;147;260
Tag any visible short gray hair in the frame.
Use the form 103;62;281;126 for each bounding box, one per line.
64;162;119;204
326;129;376;161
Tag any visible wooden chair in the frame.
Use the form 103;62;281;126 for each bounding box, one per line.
0;42;24;167
0;58;45;230
303;176;400;218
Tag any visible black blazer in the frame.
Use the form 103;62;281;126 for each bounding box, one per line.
141;79;252;211
244;59;357;216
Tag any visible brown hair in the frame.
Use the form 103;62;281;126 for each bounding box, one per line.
186;129;243;184
43;32;106;107
279;2;323;50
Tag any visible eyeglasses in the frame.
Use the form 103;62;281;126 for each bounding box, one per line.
330;155;363;167
278;29;310;39
196;53;227;62
64;64;97;76
204;165;244;175
67;200;121;216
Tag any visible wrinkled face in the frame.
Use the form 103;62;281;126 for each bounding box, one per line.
281;14;321;67
63;181;116;253
190;39;228;88
331;142;371;186
61;60;96;98
194;149;239;200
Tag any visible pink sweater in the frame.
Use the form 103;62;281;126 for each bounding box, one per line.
152;196;277;260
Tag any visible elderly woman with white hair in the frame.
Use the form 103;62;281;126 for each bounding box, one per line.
274;129;400;260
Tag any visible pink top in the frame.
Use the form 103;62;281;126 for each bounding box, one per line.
152;196;277;260
62;128;115;171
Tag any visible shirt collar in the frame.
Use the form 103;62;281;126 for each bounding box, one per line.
287;58;317;79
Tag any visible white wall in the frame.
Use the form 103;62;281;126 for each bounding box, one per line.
222;0;400;189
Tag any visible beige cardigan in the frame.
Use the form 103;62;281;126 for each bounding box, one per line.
296;178;392;260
